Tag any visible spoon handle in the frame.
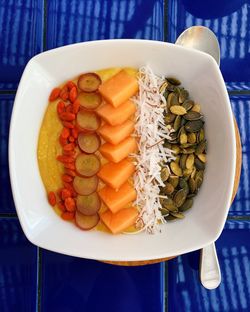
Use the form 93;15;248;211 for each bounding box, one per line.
200;242;221;289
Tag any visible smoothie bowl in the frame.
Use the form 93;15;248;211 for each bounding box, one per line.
9;40;236;262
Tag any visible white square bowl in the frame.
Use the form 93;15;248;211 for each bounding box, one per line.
9;39;236;262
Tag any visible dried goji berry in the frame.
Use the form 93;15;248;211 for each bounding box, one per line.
62;174;73;183
65;197;76;212
71;127;78;139
63;143;75;151
69;87;78;103
49;88;61;101
72;99;80;114
67;81;77;90
57;101;66;114
57;201;66;212
48;191;56;206
62;122;74;129
61;188;71;200
59;112;76;121
57;155;75;163
65;169;76;177
61;127;70;139
61;211;75;220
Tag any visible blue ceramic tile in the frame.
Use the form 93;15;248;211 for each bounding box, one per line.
46;0;164;49
0;95;15;213
229;95;250;216
168;220;250;312
0;218;37;312
168;0;250;90
41;250;164;312
0;0;43;90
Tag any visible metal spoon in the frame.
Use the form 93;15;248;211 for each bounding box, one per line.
175;26;221;290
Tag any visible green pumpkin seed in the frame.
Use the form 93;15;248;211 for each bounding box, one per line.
160;208;169;216
162;198;178;212
174;115;182;131
187;133;196;144
195;140;207;155
160;81;168;93
187;193;196;199
174;87;181;97
163;89;170;100
191;104;201;113
198;128;205;142
165;215;176;221
194;157;205;170
195;170;204;189
180;117;187;127
179;198;193;212
170;162;183;176
179;178;189;193
171;93;179;106
198;153;206;163
182;100;194;111
185;120;204;132
191;166;197;179
174;189;187;207
167;77;181;86
169;131;178;141
182;147;196;154
180;143;196;148
183;168;193;177
186;154;195;169
165;113;176;124
170;105;187;115
188;177;196;193
180;154;187;170
167;84;176;92
183;111;203;121
161;167;170;182
179;89;189;103
163;183;175;195
171;145;180;155
168;176;179;188
180;133;188;144
175;155;180;164
170;211;185;219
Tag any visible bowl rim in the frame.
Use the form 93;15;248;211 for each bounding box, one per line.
9;39;236;261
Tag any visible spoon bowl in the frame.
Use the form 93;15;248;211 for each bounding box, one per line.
176;26;220;65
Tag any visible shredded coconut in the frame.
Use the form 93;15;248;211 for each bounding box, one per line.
132;66;176;234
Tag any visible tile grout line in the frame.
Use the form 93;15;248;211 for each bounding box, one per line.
0;213;17;218
164;261;168;312
228;90;250;95
163;0;168;42
43;0;47;51
0;90;16;94
36;247;42;312
227;216;250;220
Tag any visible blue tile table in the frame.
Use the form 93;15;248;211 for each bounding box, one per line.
1;0;250;311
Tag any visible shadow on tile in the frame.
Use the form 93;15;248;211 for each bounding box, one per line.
41;250;164;312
